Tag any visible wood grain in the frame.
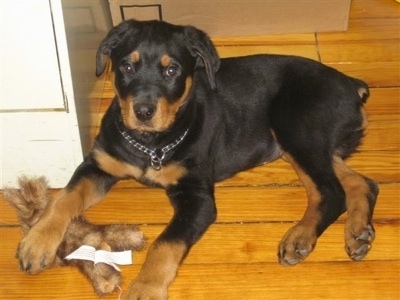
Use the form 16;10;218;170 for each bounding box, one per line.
1;0;399;299
1;184;399;226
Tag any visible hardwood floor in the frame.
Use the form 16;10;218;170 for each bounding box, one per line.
1;0;399;299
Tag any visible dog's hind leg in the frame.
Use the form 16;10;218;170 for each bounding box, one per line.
332;156;378;261
277;151;346;265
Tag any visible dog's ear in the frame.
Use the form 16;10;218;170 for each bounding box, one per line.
183;26;220;90
96;21;132;77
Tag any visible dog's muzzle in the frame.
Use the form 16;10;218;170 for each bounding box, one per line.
134;103;155;121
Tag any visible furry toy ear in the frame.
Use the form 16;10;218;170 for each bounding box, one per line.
3;176;50;234
183;26;221;90
95;21;133;77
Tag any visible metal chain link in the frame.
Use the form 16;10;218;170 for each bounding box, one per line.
117;124;189;170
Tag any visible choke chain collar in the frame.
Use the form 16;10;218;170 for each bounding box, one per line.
116;121;189;170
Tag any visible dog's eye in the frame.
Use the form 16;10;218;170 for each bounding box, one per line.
120;63;135;75
165;66;179;77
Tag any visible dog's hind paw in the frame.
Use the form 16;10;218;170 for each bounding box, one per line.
277;224;317;266
345;223;375;261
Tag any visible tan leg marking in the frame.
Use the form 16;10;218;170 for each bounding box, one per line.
93;148;143;179
144;163;187;187
125;241;187;299
284;153;322;227
333;156;370;225
54;177;105;212
278;152;320;265
333;156;375;260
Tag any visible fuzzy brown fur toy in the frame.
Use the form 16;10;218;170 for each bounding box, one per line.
3;176;145;296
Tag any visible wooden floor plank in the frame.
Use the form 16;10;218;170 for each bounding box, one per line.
350;0;400;19
216;44;319;60
2;261;399;300
324;62;400;88
314;8;399;91
167;261;400;300
317;18;399;42
362;121;400;151
1;248;398;300
319;41;399;65
212;33;316;46
366;88;400;121
1;183;398;226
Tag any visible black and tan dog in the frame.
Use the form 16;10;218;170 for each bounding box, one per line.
17;20;378;299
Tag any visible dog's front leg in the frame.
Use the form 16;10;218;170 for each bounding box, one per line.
17;158;117;274
125;182;217;300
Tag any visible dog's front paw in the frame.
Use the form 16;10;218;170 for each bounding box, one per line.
278;224;317;266
124;279;167;300
16;226;60;274
345;222;375;261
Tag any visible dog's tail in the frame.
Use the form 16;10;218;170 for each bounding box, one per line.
350;77;370;104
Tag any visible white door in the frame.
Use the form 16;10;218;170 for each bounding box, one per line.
0;0;83;188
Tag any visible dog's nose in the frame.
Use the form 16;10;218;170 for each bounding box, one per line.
134;103;155;121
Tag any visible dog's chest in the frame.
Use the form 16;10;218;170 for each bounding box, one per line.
93;149;187;187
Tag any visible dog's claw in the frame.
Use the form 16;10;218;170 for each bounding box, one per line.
296;248;310;257
349;244;371;261
355;225;375;242
279;256;301;266
20;261;32;273
345;224;375;261
18;260;24;271
278;247;310;266
40;257;49;269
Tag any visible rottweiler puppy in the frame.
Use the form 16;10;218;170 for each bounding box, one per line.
17;20;378;299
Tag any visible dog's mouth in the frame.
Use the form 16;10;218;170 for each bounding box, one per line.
125;119;156;133
134;121;162;133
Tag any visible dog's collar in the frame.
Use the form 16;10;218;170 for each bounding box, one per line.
116;121;189;171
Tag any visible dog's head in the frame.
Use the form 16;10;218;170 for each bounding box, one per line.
96;20;220;132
